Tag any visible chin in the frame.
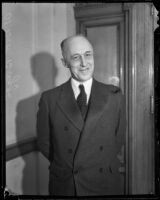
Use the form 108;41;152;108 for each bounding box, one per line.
80;77;91;82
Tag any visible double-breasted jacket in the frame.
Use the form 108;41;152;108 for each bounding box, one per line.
37;78;126;196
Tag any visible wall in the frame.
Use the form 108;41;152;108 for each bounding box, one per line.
3;3;75;194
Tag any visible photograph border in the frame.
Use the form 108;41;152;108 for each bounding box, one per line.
1;0;160;199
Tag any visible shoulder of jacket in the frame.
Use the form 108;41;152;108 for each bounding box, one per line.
41;83;64;100
96;80;121;94
107;84;121;93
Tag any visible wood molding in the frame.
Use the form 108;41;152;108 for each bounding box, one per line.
153;0;160;194
124;3;137;194
75;1;153;7
124;3;155;194
74;3;123;20
6;137;38;161
1;28;6;194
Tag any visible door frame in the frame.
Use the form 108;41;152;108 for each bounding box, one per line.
74;2;155;195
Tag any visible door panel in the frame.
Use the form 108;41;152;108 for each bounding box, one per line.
87;25;119;86
78;16;125;92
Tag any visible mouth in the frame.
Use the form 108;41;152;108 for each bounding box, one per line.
79;68;89;72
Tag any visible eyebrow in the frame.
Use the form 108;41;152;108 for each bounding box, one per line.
85;51;93;54
72;51;93;56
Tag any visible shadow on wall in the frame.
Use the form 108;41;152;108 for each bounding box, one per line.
15;52;58;194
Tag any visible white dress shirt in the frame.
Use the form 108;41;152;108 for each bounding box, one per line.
71;78;93;104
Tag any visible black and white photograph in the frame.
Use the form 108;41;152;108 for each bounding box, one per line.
1;1;160;199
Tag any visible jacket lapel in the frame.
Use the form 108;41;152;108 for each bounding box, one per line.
84;79;109;131
73;79;110;162
57;79;84;131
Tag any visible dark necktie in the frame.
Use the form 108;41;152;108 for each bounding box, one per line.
77;84;87;118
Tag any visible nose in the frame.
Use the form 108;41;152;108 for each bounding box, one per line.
80;55;86;67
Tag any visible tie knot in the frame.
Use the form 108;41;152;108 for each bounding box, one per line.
79;84;85;92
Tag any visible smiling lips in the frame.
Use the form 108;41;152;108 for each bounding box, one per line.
79;68;90;72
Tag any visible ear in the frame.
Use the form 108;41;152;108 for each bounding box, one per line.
61;58;68;68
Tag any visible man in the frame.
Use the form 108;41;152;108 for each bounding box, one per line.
37;35;126;196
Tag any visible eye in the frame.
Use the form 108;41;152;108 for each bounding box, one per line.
72;55;80;61
85;52;92;57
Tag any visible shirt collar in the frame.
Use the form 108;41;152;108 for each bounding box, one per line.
71;78;93;103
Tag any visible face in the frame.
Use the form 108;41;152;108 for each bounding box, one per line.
62;36;94;82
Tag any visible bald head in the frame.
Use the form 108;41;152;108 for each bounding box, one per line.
61;35;93;59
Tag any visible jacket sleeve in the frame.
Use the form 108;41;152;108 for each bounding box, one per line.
37;93;50;160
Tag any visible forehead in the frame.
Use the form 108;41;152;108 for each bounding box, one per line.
64;37;93;54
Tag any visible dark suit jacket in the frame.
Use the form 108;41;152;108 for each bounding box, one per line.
37;78;126;196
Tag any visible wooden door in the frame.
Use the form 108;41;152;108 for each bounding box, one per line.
75;3;127;194
76;5;125;92
74;2;155;195
87;21;124;90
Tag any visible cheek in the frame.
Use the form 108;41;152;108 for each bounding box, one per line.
87;60;94;67
69;62;79;69
69;65;79;74
90;60;94;66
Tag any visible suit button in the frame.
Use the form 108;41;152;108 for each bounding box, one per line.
68;148;73;154
99;168;103;173
64;126;68;131
99;145;103;151
73;170;78;175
